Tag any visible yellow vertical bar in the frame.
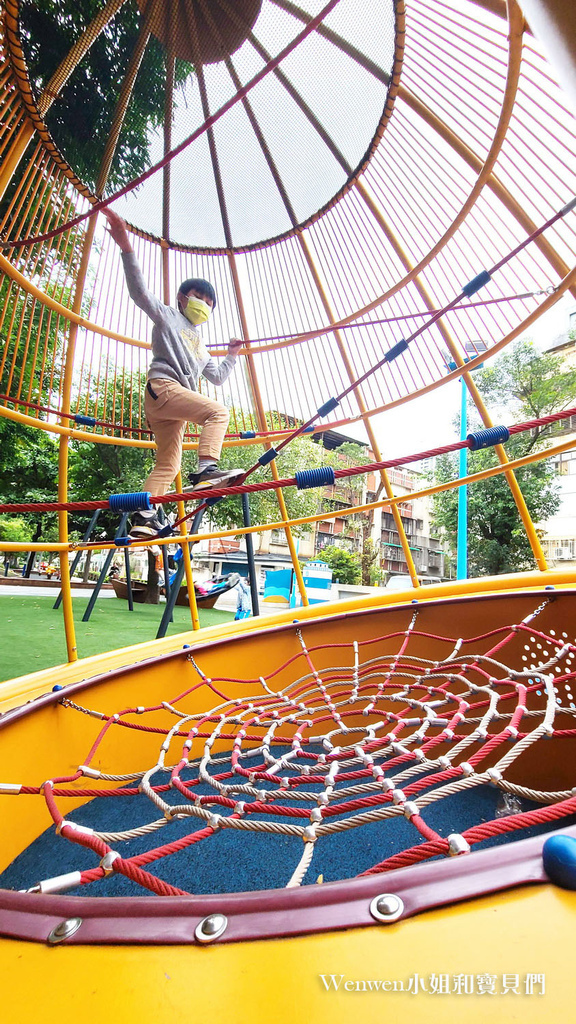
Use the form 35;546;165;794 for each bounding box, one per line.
228;252;310;606
56;216;99;661
174;472;200;631
57;437;77;662
297;233;420;586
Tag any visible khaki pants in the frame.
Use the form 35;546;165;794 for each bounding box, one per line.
143;378;229;495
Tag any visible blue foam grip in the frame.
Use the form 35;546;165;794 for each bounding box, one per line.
74;414;97;426
467;426;510;450
114;537;132;546
258;448;278;466
317;397;340;418
543;835;576;890
462;270;491;297
384;338;409;362
295;466;336;490
109;491;152;513
240;431;256;438
303;425;315;433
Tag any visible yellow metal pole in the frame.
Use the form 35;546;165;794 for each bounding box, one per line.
228;252;310;606
56;217;101;661
56;438;77;662
174;472;200;631
297;234;420;586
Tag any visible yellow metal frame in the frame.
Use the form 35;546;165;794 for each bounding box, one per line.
0;574;575;1022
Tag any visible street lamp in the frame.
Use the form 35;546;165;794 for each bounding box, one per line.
445;341;489;581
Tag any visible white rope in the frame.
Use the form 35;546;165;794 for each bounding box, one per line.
37;599;576;895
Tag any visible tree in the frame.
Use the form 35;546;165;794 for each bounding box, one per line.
0;515;33;571
0;276;75;404
19;0;194;193
316;546;361;585
432;340;576;576
360;535;382;585
0;418;61;574
188;432;366;537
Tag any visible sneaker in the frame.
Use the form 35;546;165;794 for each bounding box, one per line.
187;466;246;492
129;511;165;538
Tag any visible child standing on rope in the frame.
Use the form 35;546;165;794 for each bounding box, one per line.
104;208;244;538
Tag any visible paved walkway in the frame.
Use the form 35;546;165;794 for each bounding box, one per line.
0;584;117;598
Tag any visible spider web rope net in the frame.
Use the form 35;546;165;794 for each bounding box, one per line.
5;597;576;898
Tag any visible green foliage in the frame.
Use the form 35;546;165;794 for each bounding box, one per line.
360;535;382;585
474;339;576;445
68;437;152;534
432;339;575;576
0;276;73;402
185;433;366;536
0;417;61;556
19;0;194;192
315;546;361;585
0;515;33;544
432;440;559;576
0;418;59;505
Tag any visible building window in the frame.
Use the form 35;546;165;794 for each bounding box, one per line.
270;529;288;545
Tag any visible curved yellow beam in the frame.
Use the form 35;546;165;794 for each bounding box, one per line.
5;429;573;560
1;263;574;450
0;249;149;348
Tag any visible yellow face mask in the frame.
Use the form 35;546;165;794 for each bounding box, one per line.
183;296;211;326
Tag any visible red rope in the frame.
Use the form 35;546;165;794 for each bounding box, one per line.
3;398;575;518
22;609;576;896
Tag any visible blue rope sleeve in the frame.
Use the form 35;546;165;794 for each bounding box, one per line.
317;397;340;417
295;466;335;489
384;338;408;362
73;414;97;426
240;431;256;438
467;425;510;450
462;270;491;297
109;492;152;513
258;448;278;466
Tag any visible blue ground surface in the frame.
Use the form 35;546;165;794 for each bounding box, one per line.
2;753;572;897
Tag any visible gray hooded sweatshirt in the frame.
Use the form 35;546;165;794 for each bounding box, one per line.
121;251;237;391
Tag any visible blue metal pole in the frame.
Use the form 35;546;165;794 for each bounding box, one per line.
456;377;468;580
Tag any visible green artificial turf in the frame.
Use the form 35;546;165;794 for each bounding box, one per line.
0;595;234;683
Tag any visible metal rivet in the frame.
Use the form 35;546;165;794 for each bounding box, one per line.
47;916;83;944
369;893;404;923
194;913;228;944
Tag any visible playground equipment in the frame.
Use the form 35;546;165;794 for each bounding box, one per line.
0;0;576;1020
110;569;241;607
